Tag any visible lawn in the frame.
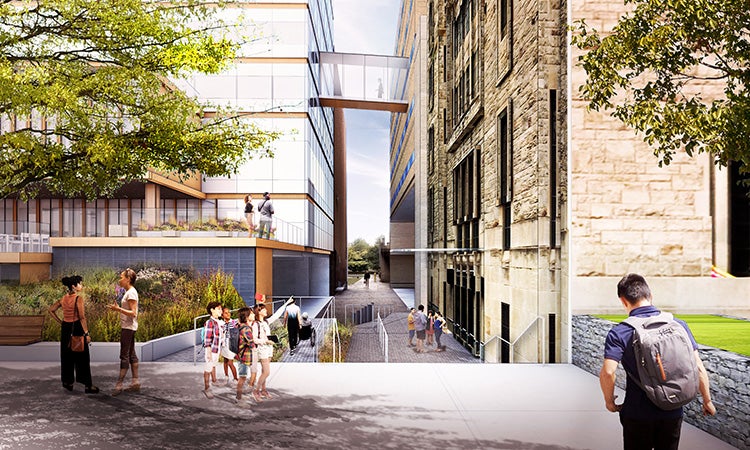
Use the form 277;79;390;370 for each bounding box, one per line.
594;314;750;357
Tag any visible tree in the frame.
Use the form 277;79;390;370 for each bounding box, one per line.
347;237;381;273
0;0;280;199
572;0;750;172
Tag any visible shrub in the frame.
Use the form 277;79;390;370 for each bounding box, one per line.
1;266;250;343
318;321;352;362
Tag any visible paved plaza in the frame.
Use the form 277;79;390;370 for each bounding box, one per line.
0;281;738;449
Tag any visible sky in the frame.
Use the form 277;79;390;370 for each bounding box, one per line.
332;0;402;246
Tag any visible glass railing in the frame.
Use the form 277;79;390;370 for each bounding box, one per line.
0;231;51;253
0;208;306;249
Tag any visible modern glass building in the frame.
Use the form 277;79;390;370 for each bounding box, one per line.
0;0;338;300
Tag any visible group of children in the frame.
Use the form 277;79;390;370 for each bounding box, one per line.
202;297;295;406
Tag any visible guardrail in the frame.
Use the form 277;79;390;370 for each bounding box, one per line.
376;312;389;363
0;233;50;252
193;296;339;364
480;316;545;363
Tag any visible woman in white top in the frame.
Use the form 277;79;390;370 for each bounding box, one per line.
108;268;140;395
251;297;294;401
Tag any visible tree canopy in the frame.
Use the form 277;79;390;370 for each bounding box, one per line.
572;0;750;172
0;0;279;199
348;237;382;273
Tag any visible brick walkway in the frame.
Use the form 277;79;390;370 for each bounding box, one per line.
337;280;479;363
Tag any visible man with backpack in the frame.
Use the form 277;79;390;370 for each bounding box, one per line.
599;273;716;450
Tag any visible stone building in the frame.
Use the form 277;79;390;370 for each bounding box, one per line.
398;0;750;362
396;0;568;362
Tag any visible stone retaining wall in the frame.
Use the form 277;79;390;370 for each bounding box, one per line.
572;315;749;450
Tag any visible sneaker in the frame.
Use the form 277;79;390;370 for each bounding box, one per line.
251;390;263;403
202;388;214;399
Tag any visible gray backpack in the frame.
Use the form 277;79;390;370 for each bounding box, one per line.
623;312;700;410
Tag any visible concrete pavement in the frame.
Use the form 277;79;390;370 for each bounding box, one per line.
0;281;738;449
0;361;735;449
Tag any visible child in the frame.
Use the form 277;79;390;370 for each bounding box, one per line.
220;307;239;386
235;307;256;405
425;310;435;346
202;301;222;399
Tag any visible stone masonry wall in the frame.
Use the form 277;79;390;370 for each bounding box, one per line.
572;314;750;450
570;0;715;277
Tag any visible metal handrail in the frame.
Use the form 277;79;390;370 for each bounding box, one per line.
480;315;545;364
480;334;512;363
376;312;388;363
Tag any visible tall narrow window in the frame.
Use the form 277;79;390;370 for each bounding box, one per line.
443;186;448;243
497;103;513;205
549;89;559;248
428;126;435;174
428;61;435;111
428;187;435;242
497;0;513;82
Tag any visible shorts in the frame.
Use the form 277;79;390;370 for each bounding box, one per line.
258;344;273;360
238;363;252;377
408;330;415;339
204;349;219;373
416;330;426;340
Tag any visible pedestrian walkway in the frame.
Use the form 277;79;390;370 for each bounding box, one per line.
0;361;735;450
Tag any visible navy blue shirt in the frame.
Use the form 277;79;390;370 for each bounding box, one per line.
603;305;698;420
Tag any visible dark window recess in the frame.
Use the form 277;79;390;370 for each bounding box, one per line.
501;302;510;363
453;150;482;249
729;163;750;277
549;90;558;248
548;313;556;363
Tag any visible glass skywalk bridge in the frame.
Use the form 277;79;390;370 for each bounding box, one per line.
318;52;409;113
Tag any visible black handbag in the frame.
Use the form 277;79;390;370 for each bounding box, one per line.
68;296;86;352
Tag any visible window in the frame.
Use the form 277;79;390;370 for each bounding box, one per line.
428;126;435;174
428;61;435;111
453;150;482;249
497;103;513;205
497;0;513;82
549;90;559;248
428;187;435;242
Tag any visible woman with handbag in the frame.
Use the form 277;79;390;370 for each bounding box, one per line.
48;275;99;394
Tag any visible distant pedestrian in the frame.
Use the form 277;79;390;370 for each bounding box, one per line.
257;192;274;239
600;274;716;450
433;311;447;352
373;272;377;283
108;268;139;395
407;308;416;347
244;194;255;237
284;297;301;355
201;301;223;399
413;305;427;353
48;275;99;394
364;271;370;288
425;310;435;346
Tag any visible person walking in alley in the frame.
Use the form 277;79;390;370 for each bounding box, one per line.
407;307;416;347
599;273;716;450
413;305;427;353
284;297;301;355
